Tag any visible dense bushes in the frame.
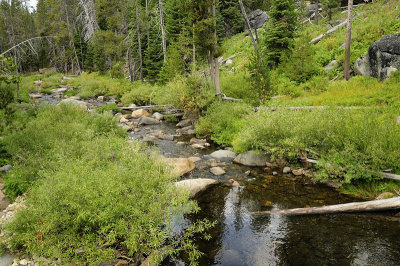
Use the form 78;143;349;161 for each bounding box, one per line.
196;102;252;146
232;107;400;184
2;104;209;264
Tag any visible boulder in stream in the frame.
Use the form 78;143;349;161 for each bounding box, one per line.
283;167;291;174
138;116;160;126
164;158;196;176
176;125;195;135
132;109;151;119
209;150;237;162
233;151;270;167
176;119;193;128
210;167;226;176
152;112;164;120
175;178;218;198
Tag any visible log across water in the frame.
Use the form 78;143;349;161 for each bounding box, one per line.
251;197;400;216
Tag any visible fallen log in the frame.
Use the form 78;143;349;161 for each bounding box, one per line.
310;20;347;44
251;197;400;216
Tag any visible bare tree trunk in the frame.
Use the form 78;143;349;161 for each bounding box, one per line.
315;0;319;25
127;46;134;83
146;0;150;48
159;0;167;63
239;0;257;51
135;0;143;81
212;0;221;100
192;23;196;70
344;0;353;81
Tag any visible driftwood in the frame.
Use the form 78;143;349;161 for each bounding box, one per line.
120;105;176;111
251;197;400;216
310;20;347;44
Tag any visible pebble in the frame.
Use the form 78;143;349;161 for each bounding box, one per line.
272;171;278;176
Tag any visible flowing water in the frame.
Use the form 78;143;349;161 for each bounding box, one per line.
135;123;400;266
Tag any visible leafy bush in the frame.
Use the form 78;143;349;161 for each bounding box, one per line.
232;107;400;185
3;104;211;264
96;103;120;113
196;102;252;146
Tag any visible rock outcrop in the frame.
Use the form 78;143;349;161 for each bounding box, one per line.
354;34;400;81
247;10;270;29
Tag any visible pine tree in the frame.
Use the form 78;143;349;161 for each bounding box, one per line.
263;0;297;66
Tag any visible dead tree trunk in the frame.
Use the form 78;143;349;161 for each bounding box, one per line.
252;197;400;216
239;0;257;51
315;0;319;25
344;0;353;81
159;0;167;63
135;0;143;81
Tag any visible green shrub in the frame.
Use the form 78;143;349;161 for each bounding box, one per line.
3;104;211;264
96;103;120;113
196;102;252;146
64;90;78;97
232;107;400;185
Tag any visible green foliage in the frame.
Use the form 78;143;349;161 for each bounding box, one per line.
262;0;297;66
110;62;125;79
2;104;210;264
247;51;272;104
232;107;400;185
196;102;252;146
96;103;120;113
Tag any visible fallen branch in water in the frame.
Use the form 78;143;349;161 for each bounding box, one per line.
251;197;400;216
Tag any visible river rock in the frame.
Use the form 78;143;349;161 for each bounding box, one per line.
132;109;151;119
176;119;193;128
59;98;88;110
229;179;240;187
52;87;68;93
175;178;218;198
233;151;270;167
292;169;304;176
164;158;196;176
176;125;195;135
138;116;160;126
148;130;173;141
119;117;129;124
354;34;400;81
152;112;164;120
97;96;104;102
248;9;270;29
210;167;226;176
376;192;395;200
283;167;291;174
188;157;202;163
29;93;43;99
209;150;237;162
324;60;338;72
0;165;12;173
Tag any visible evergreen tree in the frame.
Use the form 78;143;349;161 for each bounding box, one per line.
263;0;297;66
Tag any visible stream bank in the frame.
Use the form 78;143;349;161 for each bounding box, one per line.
1;90;400;265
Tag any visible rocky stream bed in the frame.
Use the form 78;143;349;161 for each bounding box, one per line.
1;90;400;265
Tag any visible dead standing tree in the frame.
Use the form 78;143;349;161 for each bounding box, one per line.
344;0;354;80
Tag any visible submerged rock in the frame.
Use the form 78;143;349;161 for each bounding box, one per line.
164;158;196;176
138;116;160;126
233;151;270;167
210;167;226;176
292;169;304;176
176;119;193;128
209;150;237;162
228;179;240;187
176;125;195;135
175;178;218;198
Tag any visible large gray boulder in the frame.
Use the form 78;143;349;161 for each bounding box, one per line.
209;150;237;162
233;151;270;167
354;34;400;81
175;178;218;198
247;10;270;29
138;116;160;126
